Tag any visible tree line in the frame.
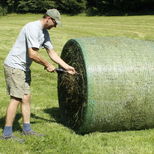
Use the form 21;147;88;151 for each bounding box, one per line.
0;0;154;16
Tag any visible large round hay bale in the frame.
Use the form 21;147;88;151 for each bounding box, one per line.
58;37;154;134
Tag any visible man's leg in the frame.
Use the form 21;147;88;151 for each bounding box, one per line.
1;96;25;143
2;65;25;142
21;94;32;132
21;94;31;123
21;93;44;136
3;96;21;136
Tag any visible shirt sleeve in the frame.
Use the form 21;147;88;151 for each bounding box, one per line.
43;30;54;50
25;24;40;49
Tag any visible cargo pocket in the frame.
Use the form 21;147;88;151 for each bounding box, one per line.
11;68;25;89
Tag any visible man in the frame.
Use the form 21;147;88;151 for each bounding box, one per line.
1;9;76;141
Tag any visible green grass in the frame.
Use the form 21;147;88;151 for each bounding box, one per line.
0;14;154;154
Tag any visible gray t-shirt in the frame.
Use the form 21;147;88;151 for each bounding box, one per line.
4;20;53;71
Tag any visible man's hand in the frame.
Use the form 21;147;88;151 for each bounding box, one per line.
44;64;55;72
66;66;77;75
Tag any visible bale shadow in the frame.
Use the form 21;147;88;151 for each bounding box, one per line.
31;113;57;123
43;107;62;124
43;107;78;132
44;107;88;135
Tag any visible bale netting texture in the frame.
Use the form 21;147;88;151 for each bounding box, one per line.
58;37;154;134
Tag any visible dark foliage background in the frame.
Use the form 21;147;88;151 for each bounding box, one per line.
0;0;154;16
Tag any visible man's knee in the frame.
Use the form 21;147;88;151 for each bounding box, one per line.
22;94;31;104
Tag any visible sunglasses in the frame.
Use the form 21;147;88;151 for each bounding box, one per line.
50;18;57;25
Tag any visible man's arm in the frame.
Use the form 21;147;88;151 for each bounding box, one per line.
28;48;55;72
46;48;76;74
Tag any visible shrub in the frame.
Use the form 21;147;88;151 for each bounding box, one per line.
55;0;86;15
16;0;56;13
0;5;7;16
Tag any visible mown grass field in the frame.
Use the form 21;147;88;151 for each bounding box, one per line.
0;14;154;154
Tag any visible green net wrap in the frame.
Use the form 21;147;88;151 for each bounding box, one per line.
58;37;154;134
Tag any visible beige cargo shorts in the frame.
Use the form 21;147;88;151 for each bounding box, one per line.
4;65;31;99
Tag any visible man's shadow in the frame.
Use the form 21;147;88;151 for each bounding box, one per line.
0;111;57;132
0;108;73;133
0;113;22;132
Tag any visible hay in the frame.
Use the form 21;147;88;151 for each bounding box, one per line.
58;37;154;134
